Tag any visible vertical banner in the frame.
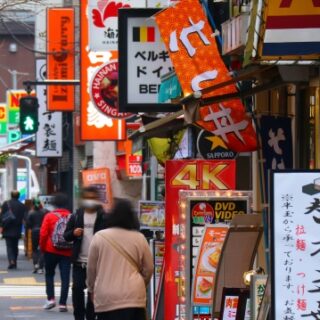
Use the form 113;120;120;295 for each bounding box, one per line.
36;60;63;157
165;160;236;320
80;1;126;140
47;8;75;111
88;0;145;51
82;168;113;209
260;116;293;171
155;0;257;152
271;171;320;319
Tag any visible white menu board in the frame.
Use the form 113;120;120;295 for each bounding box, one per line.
272;171;320;319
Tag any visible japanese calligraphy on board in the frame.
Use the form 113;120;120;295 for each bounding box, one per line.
155;0;257;152
88;0;145;51
118;8;181;112
271;171;320;319
47;8;75;111
36;60;63;157
260;0;320;60
80;0;126;141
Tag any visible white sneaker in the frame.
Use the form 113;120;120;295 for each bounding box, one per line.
43;299;56;310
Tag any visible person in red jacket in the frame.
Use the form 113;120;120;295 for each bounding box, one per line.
40;193;72;313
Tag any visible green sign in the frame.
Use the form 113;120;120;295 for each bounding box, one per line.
0;122;7;135
8;130;21;144
9;110;19;124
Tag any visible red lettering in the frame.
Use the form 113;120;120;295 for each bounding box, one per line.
280;0;320;7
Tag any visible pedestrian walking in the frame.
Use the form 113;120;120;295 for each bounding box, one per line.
39;193;72;312
87;199;154;320
0;190;28;269
64;186;109;320
26;198;47;274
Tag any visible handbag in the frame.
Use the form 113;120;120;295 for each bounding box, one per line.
99;233;148;320
1;201;16;228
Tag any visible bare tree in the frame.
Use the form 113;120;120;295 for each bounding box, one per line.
0;0;43;12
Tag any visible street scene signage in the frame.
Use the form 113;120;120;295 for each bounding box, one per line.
80;0;126;140
47;8;75;111
118;8;180;112
261;0;320;59
155;0;257;152
88;0;145;51
36;60;63;157
271;171;320;319
165;160;236;320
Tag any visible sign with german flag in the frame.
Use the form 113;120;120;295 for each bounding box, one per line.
260;0;320;59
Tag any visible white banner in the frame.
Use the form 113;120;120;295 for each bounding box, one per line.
36;60;62;157
272;171;320;319
34;0;63;55
88;0;146;51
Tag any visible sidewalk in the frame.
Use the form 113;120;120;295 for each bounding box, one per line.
0;238;73;319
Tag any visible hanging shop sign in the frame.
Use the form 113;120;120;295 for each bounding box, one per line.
47;8;75;111
36;60;63;157
118;8;181;112
197;130;237;160
155;0;257;152
271;170;320;319
251;275;268;320
80;1;126;141
260;0;320;60
165;160;236;320
82;168;113;209
139;200;165;228
88;0;145;52
90;61;132;119
0;103;7;135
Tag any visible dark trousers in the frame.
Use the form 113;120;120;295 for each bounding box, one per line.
97;308;146;320
44;252;71;305
31;230;43;268
5;237;19;265
73;264;95;320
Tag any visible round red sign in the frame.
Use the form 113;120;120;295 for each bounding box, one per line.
90;61;132;119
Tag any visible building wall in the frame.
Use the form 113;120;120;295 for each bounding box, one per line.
94;141;142;205
0;35;35;101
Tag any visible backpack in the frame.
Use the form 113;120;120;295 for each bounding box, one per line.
51;212;73;250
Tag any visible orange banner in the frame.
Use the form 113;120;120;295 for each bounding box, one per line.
82;168;112;209
155;0;257;152
47;8;75;111
80;1;126;141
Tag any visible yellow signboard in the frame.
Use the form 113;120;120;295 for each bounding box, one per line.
259;0;320;60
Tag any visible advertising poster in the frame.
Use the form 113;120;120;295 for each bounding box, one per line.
82;168;112;208
165;160;236;320
80;0;126;141
271;171;320;319
192;225;228;306
47;8;75;111
139;201;165;228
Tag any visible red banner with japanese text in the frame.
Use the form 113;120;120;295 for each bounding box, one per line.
155;0;257;152
165;160;236;320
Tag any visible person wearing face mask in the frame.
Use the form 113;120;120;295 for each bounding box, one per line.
64;186;109;320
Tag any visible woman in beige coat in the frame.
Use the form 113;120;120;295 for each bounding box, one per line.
87;199;154;320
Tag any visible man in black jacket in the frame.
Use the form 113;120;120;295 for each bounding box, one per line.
64;186;108;320
0;190;28;269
